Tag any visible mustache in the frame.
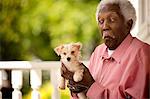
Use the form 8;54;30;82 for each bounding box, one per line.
103;28;109;31
102;29;115;39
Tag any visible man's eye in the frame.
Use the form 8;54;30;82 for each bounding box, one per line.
71;51;75;54
63;52;66;55
98;19;104;24
110;17;116;22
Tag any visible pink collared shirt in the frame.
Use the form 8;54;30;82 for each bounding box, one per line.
86;34;150;99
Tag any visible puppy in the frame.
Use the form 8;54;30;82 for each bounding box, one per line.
54;42;87;99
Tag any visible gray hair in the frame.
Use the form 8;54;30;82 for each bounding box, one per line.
96;0;136;30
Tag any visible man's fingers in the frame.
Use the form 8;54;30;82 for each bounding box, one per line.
67;82;88;93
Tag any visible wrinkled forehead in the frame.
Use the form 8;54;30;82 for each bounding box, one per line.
98;3;124;19
99;4;122;16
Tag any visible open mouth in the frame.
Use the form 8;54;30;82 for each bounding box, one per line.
104;36;113;39
102;31;115;40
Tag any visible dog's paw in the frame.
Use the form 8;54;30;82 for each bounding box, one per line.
74;75;83;82
59;86;65;90
59;83;65;90
73;70;84;82
59;85;65;90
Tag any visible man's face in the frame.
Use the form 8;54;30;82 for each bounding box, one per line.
98;4;128;50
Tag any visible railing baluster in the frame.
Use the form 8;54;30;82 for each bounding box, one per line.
11;70;23;99
50;69;60;99
0;71;2;99
30;69;42;99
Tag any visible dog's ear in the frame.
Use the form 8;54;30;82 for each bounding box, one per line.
73;42;82;50
54;45;64;56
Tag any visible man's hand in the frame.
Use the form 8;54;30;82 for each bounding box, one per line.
61;63;95;93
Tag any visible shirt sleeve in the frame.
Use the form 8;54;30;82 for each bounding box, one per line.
122;44;150;99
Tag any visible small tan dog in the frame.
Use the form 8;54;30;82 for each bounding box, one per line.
54;42;87;99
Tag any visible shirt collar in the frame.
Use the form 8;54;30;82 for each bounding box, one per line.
101;34;134;63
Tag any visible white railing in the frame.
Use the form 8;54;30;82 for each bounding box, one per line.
0;61;88;99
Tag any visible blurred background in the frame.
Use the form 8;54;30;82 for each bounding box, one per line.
0;0;102;98
0;0;102;61
1;0;149;98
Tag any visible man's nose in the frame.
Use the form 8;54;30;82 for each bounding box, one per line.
103;20;109;29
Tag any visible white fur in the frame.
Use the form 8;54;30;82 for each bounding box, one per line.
54;42;87;99
96;0;136;30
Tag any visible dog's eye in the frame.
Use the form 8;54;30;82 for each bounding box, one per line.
71;51;75;54
63;52;66;55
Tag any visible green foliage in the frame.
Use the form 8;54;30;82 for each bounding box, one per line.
0;0;101;60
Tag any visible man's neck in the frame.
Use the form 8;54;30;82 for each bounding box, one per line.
107;49;114;57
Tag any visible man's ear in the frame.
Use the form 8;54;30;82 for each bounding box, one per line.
54;45;64;56
127;19;133;31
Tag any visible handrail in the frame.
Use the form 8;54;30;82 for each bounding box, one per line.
0;61;89;70
0;61;60;70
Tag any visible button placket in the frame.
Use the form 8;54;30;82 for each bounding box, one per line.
99;57;114;84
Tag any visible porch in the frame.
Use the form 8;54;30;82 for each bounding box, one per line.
0;61;88;99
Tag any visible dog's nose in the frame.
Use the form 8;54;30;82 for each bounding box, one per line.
67;57;71;61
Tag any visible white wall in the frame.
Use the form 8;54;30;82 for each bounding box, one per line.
128;0;139;37
129;0;150;44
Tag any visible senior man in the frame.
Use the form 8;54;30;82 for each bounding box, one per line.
61;0;150;99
